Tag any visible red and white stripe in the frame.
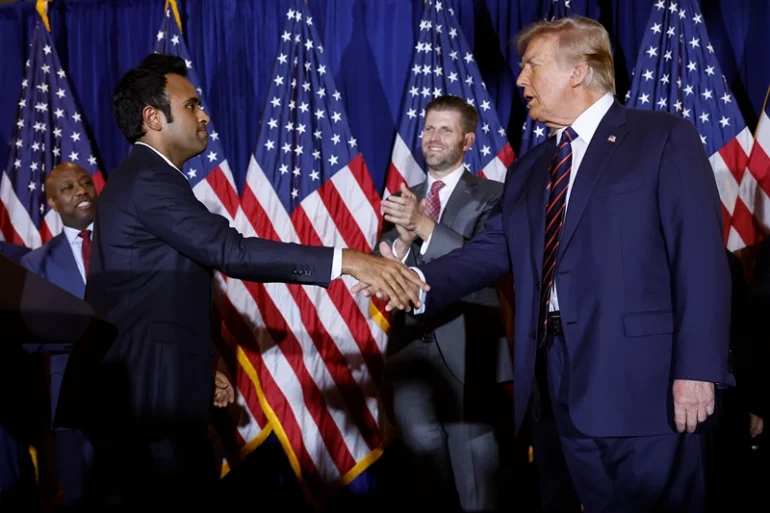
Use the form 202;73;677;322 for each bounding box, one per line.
739;89;770;248
705;122;770;252
223;153;389;498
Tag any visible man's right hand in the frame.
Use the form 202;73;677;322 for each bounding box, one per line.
342;248;428;311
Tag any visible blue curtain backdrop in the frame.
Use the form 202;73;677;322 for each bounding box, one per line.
1;0;768;508
1;0;767;196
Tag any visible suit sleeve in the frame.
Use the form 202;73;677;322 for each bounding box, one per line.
657;119;732;384
133;167;334;287
374;225;420;267
421;192;501;263
419;203;510;315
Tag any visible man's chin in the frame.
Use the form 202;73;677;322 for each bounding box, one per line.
190;141;208;159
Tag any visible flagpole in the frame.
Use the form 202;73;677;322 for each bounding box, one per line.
165;0;183;33
35;0;51;32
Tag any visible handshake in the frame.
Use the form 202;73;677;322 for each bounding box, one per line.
344;183;433;312
343;245;429;312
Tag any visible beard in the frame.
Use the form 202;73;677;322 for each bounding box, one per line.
422;143;463;172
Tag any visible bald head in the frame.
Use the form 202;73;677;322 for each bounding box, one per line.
46;162;97;231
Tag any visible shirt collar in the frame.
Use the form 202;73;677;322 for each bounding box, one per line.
426;164;465;193
556;92;614;145
62;221;94;245
134;141;185;177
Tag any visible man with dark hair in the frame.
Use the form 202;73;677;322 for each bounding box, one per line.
377;95;514;511
62;53;426;512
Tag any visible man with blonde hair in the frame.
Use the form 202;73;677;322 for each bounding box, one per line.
357;15;732;512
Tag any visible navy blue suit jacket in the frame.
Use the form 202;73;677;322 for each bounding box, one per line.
0;242;31;263
21;233;85;299
21;233;84;421
74;144;334;435
418;101;733;437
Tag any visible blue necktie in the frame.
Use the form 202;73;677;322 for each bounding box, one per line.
539;127;577;332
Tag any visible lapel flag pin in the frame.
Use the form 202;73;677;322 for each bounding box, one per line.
608;135;616;143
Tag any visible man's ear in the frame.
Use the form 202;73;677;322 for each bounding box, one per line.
570;62;590;88
47;196;58;212
463;131;476;152
142;105;163;132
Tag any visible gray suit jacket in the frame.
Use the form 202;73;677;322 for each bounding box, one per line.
378;171;513;384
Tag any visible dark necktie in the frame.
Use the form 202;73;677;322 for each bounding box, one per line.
539;127;577;332
422;180;445;222
79;229;92;280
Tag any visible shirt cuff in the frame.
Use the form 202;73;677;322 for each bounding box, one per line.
420;232;433;255
330;248;342;280
392;240;411;263
410;266;427;314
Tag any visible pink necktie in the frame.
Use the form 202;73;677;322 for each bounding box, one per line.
422;180;445;222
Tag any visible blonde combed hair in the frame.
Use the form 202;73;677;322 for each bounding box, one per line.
516;16;615;95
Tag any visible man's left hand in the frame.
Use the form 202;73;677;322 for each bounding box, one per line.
672;379;715;433
213;370;235;407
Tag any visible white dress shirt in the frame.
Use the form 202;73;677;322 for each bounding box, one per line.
549;92;614;311
133;142;343;279
393;164;466;261
62;222;94;283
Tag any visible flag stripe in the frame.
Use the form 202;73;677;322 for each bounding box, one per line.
238;183;360;475
218;284;326;488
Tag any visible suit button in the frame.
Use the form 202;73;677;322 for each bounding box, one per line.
529;331;536;339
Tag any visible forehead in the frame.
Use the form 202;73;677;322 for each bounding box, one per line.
424;109;463;126
164;73;198;100
50;166;89;182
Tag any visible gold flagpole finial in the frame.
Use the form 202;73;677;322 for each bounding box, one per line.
35;0;52;32
165;0;184;34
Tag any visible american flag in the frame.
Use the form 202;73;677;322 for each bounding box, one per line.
221;1;389;502
152;2;271;465
0;17;104;249
518;0;573;156
385;0;515;197
624;0;757;251
744;86;770;243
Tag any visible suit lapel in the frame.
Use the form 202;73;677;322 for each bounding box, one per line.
558;102;628;259
438;171;476;231
50;233;85;298
527;137;558;280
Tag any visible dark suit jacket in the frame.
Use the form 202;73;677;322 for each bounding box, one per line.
21;232;85;421
417;101;733;437
75;144;334;435
379;171;513;384
0;242;31;263
21;232;85;299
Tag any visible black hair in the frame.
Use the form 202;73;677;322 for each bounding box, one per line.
112;53;188;143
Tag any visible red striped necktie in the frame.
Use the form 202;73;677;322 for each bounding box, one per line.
539;127;577;335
